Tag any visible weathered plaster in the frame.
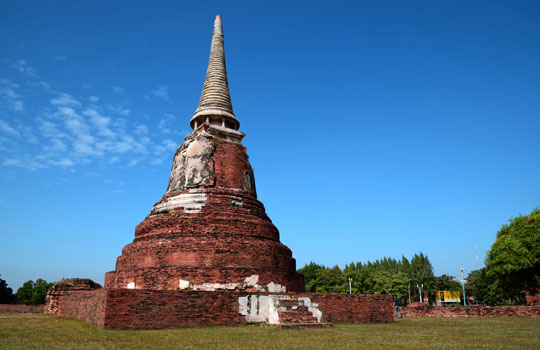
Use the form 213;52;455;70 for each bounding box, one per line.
167;136;215;193
151;189;207;215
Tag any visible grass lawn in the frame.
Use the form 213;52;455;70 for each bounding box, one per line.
1;314;539;350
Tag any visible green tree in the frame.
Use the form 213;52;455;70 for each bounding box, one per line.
15;279;53;305
0;275;16;304
484;207;540;304
467;268;501;305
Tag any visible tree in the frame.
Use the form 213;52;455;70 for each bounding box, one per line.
15;279;53;305
484;207;540;304
467;268;500;305
0;275;16;304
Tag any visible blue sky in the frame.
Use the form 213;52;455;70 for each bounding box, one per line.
1;1;539;290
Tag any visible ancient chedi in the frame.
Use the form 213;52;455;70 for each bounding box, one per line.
105;15;304;293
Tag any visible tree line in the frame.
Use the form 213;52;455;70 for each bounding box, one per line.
0;277;52;305
298;253;461;304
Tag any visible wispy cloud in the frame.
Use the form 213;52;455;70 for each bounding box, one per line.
54;56;68;62
0;79;24;111
50;92;81;107
11;59;38;78
150;85;169;101
158;113;176;134
0;120;20;137
81;82;92;90
88;96;99;103
107;104;131;116
112;85;126;94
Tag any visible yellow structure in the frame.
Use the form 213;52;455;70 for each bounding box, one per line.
436;291;461;303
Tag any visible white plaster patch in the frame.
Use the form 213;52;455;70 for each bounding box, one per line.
191;282;242;291
299;297;323;322
127;282;135;289
239;295;322;325
230;195;243;207
152;188;207;214
244;275;259;287
179;279;190;289
267;282;286;293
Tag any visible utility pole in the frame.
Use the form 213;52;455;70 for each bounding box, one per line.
408;284;411;305
461;267;467;306
348;277;352;295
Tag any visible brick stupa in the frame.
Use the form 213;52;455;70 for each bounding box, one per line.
105;15;304;293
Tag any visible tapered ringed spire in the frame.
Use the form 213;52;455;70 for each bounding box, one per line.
190;15;239;130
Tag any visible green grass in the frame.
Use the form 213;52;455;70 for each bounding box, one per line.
1;314;539;350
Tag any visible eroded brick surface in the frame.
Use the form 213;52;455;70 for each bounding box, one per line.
402;304;540;317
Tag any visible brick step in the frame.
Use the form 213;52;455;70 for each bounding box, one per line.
280;315;318;323
278;300;300;307
279;323;331;329
278;312;319;324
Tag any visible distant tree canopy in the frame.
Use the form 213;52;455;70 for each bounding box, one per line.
298;253;459;304
468;207;540;305
0;275;16;304
15;279;53;305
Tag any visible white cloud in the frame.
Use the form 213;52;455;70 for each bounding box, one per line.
81;82;92;90
0;120;20;137
39;118;67;139
50;92;81;107
11;59;38;78
48;138;67;152
48;158;74;167
127;158;143;167
150;85;169;101
0;79;24;111
107;104;131;116
135;124;149;135
83;108;116;138
88;96;99;103
158;113;176;134
3;159;21;166
3;158;47;171
112;85;126;94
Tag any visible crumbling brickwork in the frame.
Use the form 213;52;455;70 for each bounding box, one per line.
45;278;102;314
402;303;540;318
53;289;393;329
0;304;44;313
56;289;107;327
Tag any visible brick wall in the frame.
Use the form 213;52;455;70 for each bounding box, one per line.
526;294;540;306
301;293;394;323
402;304;540;318
0;304;45;313
103;289;245;329
56;289;107;327
54;289;393;329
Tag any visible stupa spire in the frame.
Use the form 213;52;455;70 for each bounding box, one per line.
191;15;239;130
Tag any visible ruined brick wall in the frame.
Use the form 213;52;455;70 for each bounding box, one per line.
526;295;540;306
103;289;246;329
302;293;394;323
402;304;540;318
45;279;102;314
0;304;45;313
56;289;107;327
95;290;392;329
